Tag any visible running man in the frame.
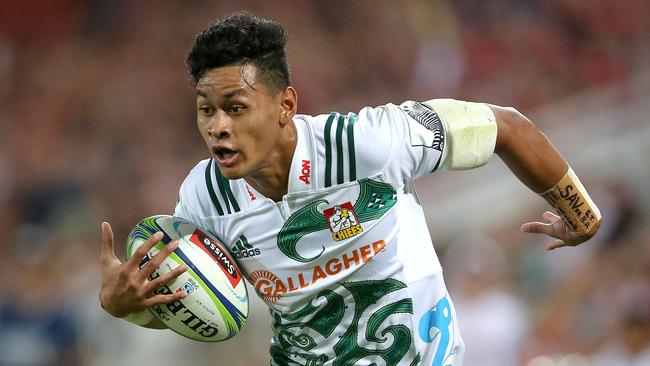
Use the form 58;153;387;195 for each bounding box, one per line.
99;12;601;366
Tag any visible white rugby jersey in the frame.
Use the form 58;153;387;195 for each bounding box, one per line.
174;100;492;365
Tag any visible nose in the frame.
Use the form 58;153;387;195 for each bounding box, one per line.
207;112;231;139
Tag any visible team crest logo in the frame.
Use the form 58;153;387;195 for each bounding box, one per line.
323;202;363;241
176;281;195;295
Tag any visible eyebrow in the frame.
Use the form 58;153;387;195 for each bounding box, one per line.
196;88;247;100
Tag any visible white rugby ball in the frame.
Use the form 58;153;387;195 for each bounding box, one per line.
126;215;248;342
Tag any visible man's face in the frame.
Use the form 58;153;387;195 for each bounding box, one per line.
195;64;288;180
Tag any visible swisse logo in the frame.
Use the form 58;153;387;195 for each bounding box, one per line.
190;230;241;287
299;160;311;184
230;234;260;259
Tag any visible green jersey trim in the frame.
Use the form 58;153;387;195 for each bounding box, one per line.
214;162;241;214
347;113;357;180
205;159;225;215
324;112;337;188
324;112;358;187
271;278;415;366
204;158;240;216
335;114;345;184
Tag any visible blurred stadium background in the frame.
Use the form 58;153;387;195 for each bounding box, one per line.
1;1;649;365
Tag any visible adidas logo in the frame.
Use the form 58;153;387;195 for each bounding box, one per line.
230;234;260;259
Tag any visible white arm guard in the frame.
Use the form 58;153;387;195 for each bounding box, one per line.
423;99;497;170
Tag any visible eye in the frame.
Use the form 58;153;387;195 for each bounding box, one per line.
199;106;214;115
227;105;245;114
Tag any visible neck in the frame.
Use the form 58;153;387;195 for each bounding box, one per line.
244;122;297;202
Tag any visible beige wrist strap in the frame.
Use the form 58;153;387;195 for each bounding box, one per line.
122;309;154;326
540;167;601;236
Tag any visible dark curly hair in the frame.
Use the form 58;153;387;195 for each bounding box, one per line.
186;12;290;93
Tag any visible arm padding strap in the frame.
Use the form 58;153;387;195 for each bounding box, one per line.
424;99;497;170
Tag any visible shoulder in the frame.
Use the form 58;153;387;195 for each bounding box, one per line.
176;158;214;219
297;105;395;136
178;158;210;199
177;158;253;218
300;104;402;153
296;108;393;185
296;104;419;185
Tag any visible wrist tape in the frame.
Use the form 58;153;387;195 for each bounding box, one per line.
540;167;601;235
122;309;154;326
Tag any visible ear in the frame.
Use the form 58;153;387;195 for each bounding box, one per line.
279;86;297;127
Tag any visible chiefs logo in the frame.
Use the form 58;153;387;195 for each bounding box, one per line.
323;202;363;241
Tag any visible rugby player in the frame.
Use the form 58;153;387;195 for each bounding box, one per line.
99;12;601;365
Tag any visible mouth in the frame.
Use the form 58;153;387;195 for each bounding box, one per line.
212;146;239;167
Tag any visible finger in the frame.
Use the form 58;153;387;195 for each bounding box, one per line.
127;231;164;267
145;264;188;293
546;239;566;250
139;240;180;279
142;291;187;308
521;221;553;236
100;222;118;263
543;211;560;223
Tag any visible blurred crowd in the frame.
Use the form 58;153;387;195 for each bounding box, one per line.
0;1;649;365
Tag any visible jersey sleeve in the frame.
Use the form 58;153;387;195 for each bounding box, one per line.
353;101;445;185
173;193;193;222
173;159;212;224
353;99;497;186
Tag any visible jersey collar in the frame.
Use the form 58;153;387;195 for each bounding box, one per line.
287;117;316;193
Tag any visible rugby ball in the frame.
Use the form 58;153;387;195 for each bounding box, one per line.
126;215;248;342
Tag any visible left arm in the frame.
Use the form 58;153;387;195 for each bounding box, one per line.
375;98;601;249
489;105;602;249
